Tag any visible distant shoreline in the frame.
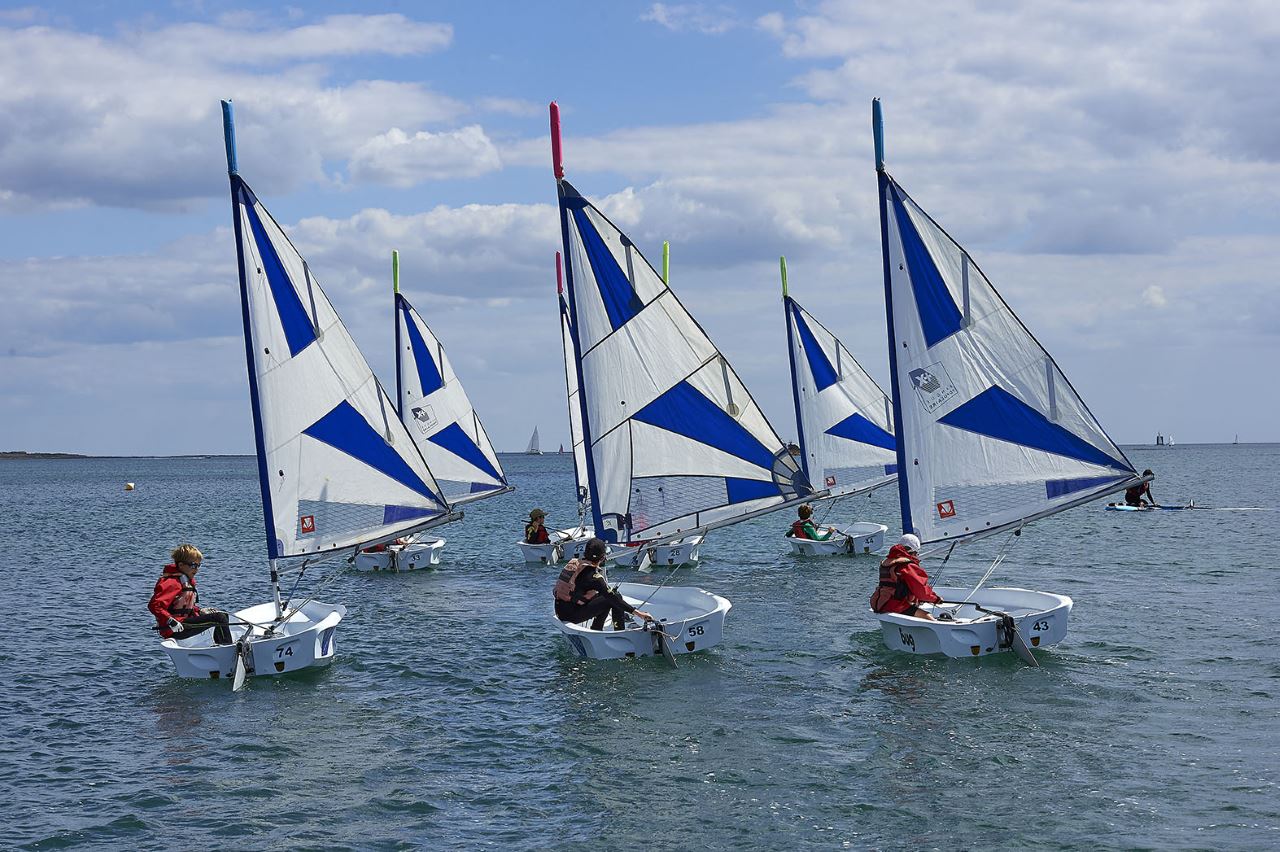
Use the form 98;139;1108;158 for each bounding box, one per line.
0;451;254;460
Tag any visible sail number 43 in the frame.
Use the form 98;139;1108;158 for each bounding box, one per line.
1032;620;1050;632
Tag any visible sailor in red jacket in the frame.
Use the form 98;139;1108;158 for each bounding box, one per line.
870;533;942;620
148;544;232;644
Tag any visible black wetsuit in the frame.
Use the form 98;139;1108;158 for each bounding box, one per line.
554;565;636;630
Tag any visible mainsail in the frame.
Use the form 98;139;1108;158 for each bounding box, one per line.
393;252;509;507
526;427;541;454
557;252;590;518
873;99;1141;546
782;258;897;500
552;103;812;545
227;124;452;559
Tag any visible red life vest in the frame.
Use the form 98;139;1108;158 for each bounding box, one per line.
148;565;200;637
870;544;938;614
526;522;550;544
789;519;810;539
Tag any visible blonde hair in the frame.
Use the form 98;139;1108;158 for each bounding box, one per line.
171;544;203;565
798;503;813;520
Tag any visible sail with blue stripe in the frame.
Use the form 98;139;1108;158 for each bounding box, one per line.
784;290;897;500
229;180;452;559
394;268;509;507
558;261;590;517
874;101;1140;545
556;179;812;545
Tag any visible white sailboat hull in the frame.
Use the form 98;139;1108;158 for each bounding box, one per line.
873;586;1071;659
160;600;346;680
353;537;445;571
786;522;887;557
516;527;594;564
554;582;731;660
608;535;705;568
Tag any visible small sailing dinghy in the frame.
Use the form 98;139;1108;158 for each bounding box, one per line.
780;256;895;557
548;100;812;657
357;251;513;571
869;98;1148;661
554;582;732;660
159;102;458;688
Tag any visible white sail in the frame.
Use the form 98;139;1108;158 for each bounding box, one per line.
877;162;1140;546
526;427;542;454
230;178;452;559
559;265;590;515
395;288;509;507
784;292;897;499
557;179;813;544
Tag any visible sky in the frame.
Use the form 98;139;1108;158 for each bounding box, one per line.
0;0;1275;455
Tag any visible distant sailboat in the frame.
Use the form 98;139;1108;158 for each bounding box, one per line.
525;427;543;455
870;98;1145;662
781;255;895;556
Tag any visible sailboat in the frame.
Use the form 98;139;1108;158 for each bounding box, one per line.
160;101;458;688
525;427;543;454
548;101;812;658
355;251;514;571
780;255;895;557
870;98;1147;661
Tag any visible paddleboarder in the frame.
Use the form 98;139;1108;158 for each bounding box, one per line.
1124;470;1157;507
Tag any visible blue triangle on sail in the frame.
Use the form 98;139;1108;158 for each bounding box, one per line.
303;401;441;502
825;412;897;452
384;505;437;524
470;481;501;493
890;186;963;348
1045;475;1125;500
939;386;1131;471
240;185;318;358
790;303;839;391
884;463;899;475
427;422;503;484
571;207;646;332
633;381;775;471
398;297;444;396
726;477;780;504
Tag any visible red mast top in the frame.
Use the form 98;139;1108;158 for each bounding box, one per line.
549;101;564;180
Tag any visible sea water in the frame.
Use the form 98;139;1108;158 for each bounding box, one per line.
0;446;1276;849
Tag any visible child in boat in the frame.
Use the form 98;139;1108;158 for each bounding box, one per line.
787;503;835;540
870;534;941;620
553;538;653;630
525;509;551;544
148;544;232;644
1124;471;1156;507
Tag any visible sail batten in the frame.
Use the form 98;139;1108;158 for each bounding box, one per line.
556;177;810;545
394;289;509;504
230;176;451;560
784;293;898;500
875;135;1137;546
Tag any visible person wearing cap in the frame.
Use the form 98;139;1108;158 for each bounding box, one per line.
787;503;836;541
553;538;654;631
869;533;943;620
1123;470;1157;507
525;508;551;544
148;544;233;644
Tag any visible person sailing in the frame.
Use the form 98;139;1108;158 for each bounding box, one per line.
870;534;943;621
786;503;837;541
148;544;232;644
1123;470;1157;507
525;508;551;544
554;538;653;631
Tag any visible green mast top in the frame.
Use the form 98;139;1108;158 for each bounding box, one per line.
392;250;400;294
779;255;789;298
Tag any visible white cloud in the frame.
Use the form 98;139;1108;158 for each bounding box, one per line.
1142;284;1168;308
641;3;740;34
348;126;502;188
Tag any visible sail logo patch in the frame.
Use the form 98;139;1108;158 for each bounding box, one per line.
299;515;316;534
909;362;958;413
825;475;837;487
936;500;956;519
411;404;437;432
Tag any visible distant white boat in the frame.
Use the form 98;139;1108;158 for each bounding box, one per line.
525;426;543;455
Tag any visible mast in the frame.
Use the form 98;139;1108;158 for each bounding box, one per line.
780;255;811;484
393;250;403;417
874;98;915;535
223;99;284;613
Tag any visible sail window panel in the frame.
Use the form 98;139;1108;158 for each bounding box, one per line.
589;424;633;537
580;293;717;437
637;496;787;542
684;360;780;465
821;464;894;496
629;420;776;482
581;205;669;305
628;475;730;536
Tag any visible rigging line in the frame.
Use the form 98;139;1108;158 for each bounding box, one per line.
956;523;1024;606
634;556;688;610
